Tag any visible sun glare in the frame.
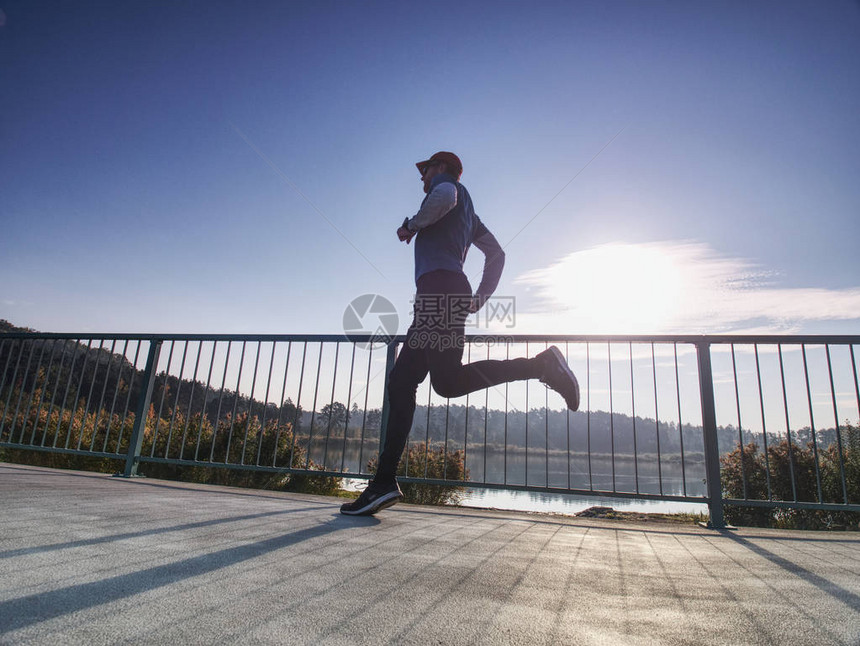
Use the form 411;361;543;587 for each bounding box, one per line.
534;244;683;334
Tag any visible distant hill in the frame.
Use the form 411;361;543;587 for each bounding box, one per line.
0;319;36;334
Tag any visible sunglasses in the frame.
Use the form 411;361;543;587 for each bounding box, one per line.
420;161;440;176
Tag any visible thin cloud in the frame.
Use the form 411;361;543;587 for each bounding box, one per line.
502;241;860;335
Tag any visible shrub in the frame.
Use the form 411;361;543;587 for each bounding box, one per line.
0;398;342;496
720;425;860;530
368;445;469;506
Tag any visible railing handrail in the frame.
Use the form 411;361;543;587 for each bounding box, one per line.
3;331;859;344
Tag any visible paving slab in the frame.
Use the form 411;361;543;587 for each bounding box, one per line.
1;462;858;645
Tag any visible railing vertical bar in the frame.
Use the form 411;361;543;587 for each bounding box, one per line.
0;339;22;441
422;361;432;480
525;340;529;487
322;342;340;470
753;345;773;501
652;343;663;496
116;340;143;453
53;340;82;448
0;339;17;438
544;342;549;488
565;341;571;491
273;341;292;468
305;342;324;470
801;345;824;502
42;340;70;447
586;342;592;491
852;344;860;424
730;344;748;500
19;338;49;444
210;341;233;463
104;339;130;453
179;340;204;461
77;339;105;450
151;340;176;458
10;340;37;444
852;344;860;503
825;344;849;505
224;341;248;464
464;342;471;483
256;341;277;467
608;342;616;492
65;339;93;449
0;339;15;404
674;343;687;497
777;344;798;501
26;339;55;444
357;342;372;473
378;341;397;470
239;341;262;465
340;343;357;474
443;387;451;481
165;341;190;458
696;340;725;528
88;339;117;451
122;340;162;477
484;343;490;485
630;342;639;495
288;342;308;470
504;342;509;486
195;341;218;462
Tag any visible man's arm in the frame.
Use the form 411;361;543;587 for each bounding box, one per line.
470;219;505;311
406;182;457;232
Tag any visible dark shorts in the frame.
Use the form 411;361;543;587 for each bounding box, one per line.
406;269;472;352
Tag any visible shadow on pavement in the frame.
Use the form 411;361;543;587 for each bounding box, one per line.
723;531;860;612
0;513;377;633
0;463;333;502
0;505;331;560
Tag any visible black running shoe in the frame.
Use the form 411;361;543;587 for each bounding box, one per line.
340;481;403;516
537;345;581;411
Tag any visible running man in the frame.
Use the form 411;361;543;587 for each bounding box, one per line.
341;152;580;515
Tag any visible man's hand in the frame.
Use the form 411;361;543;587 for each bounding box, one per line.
398;218;416;244
397;225;416;244
468;296;482;314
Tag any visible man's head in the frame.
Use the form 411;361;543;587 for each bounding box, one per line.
415;151;462;193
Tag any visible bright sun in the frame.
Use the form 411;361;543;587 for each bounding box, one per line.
528;243;684;334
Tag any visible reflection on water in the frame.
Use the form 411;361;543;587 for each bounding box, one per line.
459;488;708;516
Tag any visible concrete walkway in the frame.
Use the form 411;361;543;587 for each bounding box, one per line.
1;462;858;645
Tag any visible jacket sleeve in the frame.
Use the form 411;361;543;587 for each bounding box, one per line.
471;217;505;302
406;182;458;231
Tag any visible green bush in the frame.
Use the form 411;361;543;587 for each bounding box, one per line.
720;422;860;530
0;398;342;496
368;445;469;505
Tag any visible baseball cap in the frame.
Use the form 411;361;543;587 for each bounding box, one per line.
415;151;463;178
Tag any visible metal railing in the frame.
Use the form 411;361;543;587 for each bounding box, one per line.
1;332;858;528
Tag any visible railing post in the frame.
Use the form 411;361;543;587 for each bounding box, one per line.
121;339;162;478
696;340;727;529
377;339;399;456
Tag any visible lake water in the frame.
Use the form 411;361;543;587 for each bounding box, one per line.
327;441;709;517
458;488;708;516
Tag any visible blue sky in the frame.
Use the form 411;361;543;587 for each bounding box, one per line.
2;0;859;336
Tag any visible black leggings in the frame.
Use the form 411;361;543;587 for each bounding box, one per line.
374;269;539;485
